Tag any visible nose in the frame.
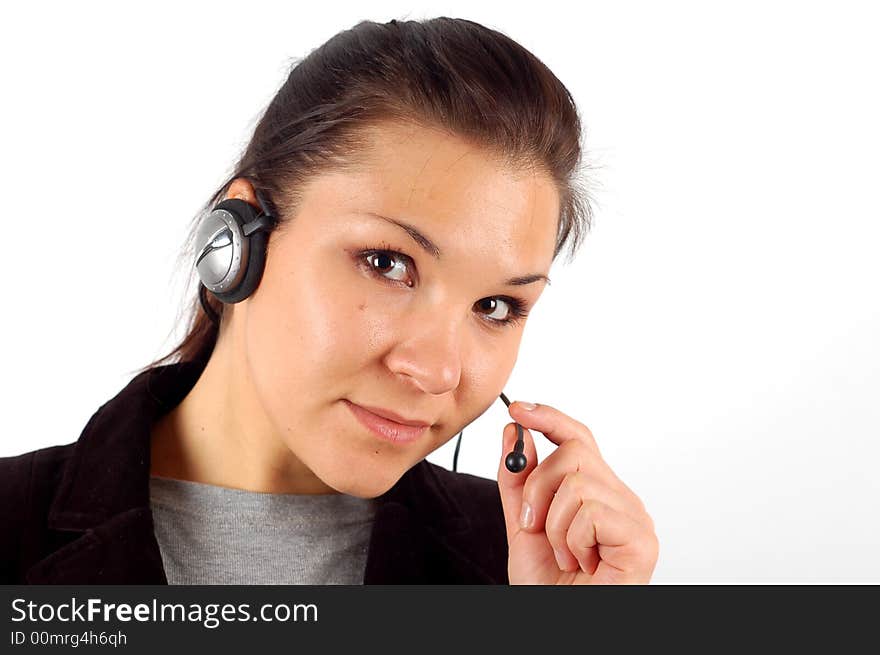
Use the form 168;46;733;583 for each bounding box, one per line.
383;310;464;395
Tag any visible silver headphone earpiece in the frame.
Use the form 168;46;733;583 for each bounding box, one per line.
195;207;250;295
194;192;276;309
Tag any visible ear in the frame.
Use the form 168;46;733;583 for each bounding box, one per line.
225;177;257;204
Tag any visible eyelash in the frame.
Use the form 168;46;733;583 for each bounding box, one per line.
354;243;530;329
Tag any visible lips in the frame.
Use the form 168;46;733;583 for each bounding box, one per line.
355;404;432;427
344;400;431;444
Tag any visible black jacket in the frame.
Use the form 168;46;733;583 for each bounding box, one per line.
0;359;509;584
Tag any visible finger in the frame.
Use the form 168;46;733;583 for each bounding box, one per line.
521;440;645;535
567;501;600;576
567;499;656;584
510;401;648;510
542;479;582;572
496;421;539;546
508;401;601;456
543;470;638;571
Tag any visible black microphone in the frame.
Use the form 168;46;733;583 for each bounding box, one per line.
499;392;527;473
450;392;528;473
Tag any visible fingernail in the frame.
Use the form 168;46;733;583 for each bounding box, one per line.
518;401;537;410
553;548;570;571
519;502;534;529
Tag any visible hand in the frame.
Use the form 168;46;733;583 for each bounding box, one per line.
497;401;659;584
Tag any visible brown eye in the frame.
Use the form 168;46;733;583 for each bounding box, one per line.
475;298;512;322
365;251;409;282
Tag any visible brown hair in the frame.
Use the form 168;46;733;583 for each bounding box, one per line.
133;16;596;377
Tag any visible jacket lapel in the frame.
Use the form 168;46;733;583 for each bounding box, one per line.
26;508;167;584
25;361;200;584
363;456;498;584
363;501;498;584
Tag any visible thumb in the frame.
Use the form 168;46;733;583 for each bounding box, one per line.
497;421;539;545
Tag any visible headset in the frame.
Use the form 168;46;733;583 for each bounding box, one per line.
194;193;528;474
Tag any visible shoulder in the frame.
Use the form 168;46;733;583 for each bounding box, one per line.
0;443;75;582
425;461;504;514
420;461;509;582
0;441;74;495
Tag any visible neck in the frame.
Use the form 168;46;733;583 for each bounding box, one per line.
149;322;340;495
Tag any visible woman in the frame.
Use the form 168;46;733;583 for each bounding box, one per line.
0;17;658;584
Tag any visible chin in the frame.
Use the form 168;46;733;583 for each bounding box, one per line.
319;461;409;499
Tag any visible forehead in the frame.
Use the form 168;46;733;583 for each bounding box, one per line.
305;120;559;267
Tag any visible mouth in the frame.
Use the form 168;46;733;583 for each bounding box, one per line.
343;400;431;444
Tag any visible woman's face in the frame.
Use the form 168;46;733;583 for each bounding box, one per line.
233;120;559;497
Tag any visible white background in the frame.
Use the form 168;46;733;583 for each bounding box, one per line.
1;1;877;584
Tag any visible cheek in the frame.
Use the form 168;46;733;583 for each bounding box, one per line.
243;260;376;401
470;348;518;405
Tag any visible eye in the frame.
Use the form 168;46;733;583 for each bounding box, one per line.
355;245;530;328
363;250;412;286
474;297;529;327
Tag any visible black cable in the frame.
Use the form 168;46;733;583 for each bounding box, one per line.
452;393;518;472
452;430;463;472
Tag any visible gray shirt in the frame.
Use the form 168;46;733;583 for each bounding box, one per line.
148;475;379;585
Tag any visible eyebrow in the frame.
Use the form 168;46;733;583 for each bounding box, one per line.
363;212;552;286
